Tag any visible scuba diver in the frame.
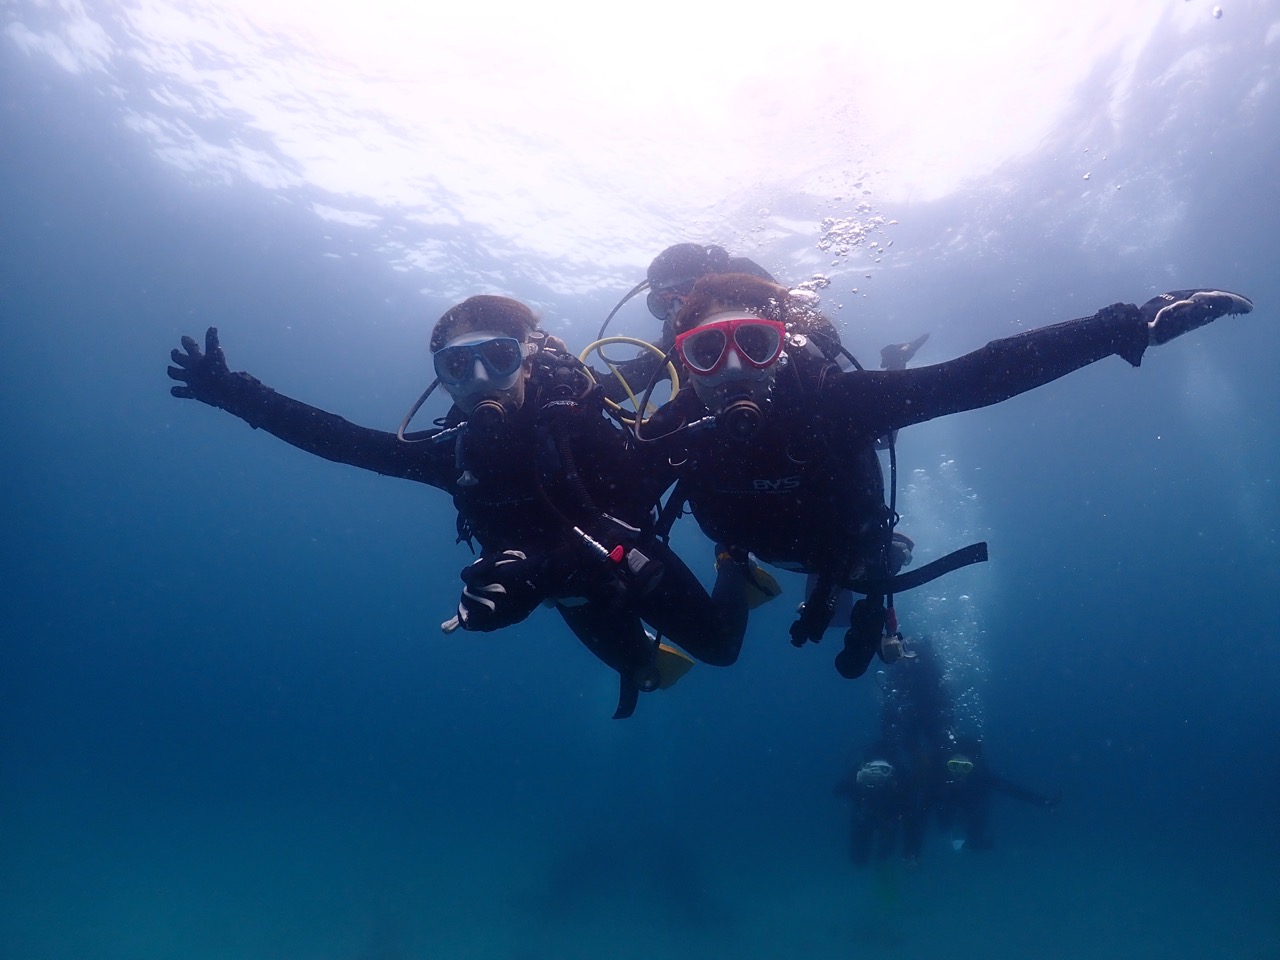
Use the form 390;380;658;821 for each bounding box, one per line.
595;243;929;621
167;295;754;719
836;635;955;869
871;633;959;868
835;741;929;868
841;640;1058;865
933;736;1061;852
592;243;779;404
878;634;956;767
638;275;1255;679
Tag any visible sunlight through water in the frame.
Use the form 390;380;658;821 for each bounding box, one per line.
5;0;1222;293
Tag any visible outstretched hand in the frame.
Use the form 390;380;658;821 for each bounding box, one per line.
440;549;546;633
880;331;930;370
168;327;232;404
1142;289;1253;346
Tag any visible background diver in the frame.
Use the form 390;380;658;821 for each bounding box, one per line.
934;735;1061;852
835;739;929;868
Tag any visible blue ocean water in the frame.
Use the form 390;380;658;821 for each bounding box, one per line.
3;5;1278;959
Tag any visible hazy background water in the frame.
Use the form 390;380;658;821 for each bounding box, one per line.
3;2;1278;958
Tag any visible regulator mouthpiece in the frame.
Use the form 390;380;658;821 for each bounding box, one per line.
720;398;763;439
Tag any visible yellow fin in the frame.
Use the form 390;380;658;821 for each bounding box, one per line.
655;642;695;689
744;563;783;609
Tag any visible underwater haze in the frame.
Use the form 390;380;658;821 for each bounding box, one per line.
3;1;1278;958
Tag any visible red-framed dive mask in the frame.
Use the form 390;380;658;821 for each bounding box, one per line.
674;317;786;376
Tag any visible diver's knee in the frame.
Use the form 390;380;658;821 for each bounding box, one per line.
702;646;740;667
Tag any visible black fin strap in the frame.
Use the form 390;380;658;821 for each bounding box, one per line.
613;677;639;720
843;542;988;595
653;479;687;542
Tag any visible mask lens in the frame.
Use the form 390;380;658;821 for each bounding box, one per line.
434;337;524;386
434;345;477;385
680;327;728;373
646;277;697;319
734;323;783;365
477;337;523;378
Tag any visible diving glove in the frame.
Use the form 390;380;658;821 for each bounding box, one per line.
168;326;236;406
1142;289;1253;346
879;332;930;371
442;549;545;633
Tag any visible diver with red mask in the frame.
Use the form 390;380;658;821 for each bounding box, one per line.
641;274;1254;679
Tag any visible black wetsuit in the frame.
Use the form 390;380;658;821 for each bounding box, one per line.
175;341;747;715
648;303;1150;673
934;742;1059;850
839;641;955;867
880;639;956;767
836;740;928;867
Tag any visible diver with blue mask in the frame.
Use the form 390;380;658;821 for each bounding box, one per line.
167;294;753;718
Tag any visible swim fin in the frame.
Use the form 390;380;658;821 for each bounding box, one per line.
655;642;695;689
743;563;782;609
717;545;783;609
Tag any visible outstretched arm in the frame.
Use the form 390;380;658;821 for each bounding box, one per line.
989;773;1061;810
834;303;1149;434
168;327;456;488
831;290;1252;436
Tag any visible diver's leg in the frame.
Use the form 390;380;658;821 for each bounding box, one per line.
834;596;884;679
556;602;660;720
902;790;927;866
850;808;873;867
555;602;657;687
965;788;994;850
635;540;748;666
872;816;896;864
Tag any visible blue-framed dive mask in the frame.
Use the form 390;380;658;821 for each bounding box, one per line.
433;336;528;388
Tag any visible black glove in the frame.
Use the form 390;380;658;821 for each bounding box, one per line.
1141;289;1253;346
441;549;546;633
879;332;929;370
168;327;234;406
